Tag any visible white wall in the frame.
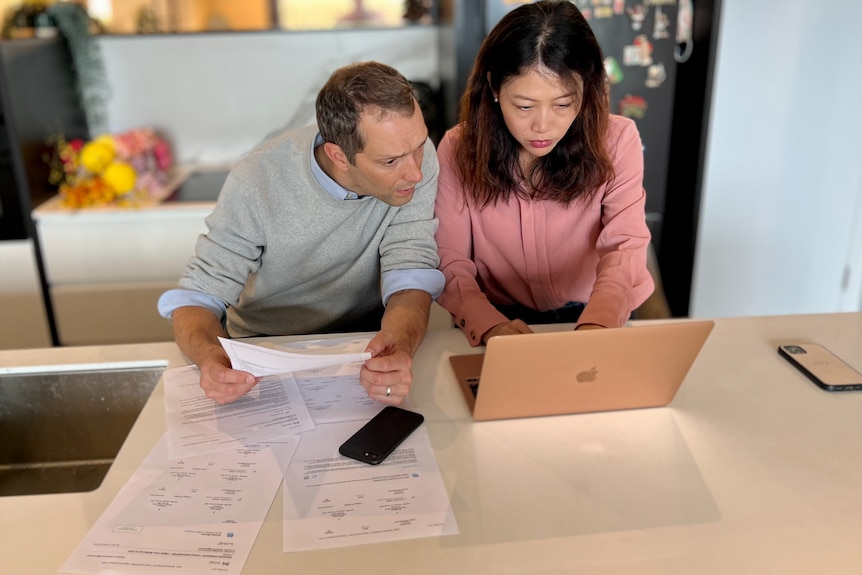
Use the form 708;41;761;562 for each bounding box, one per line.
97;27;440;166
691;0;862;317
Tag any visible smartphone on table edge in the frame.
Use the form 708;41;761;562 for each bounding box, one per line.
778;343;862;392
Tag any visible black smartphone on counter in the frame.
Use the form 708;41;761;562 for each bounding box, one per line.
338;406;424;465
778;343;862;392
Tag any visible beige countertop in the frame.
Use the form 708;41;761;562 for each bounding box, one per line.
2;313;861;574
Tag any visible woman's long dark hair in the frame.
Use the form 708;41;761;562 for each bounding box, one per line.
456;0;613;207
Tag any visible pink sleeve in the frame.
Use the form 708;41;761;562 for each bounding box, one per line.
577;117;655;328
435;128;509;346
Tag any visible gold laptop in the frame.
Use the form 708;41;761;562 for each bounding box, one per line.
449;321;714;421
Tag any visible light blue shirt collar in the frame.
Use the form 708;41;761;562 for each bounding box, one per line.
310;133;362;201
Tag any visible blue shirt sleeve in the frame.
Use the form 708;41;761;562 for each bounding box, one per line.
381;268;445;306
157;288;228;325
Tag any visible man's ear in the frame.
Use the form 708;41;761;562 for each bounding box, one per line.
323;142;351;171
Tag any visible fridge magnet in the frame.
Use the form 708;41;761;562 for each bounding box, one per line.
604;57;624;85
623;35;653;67
594;5;613;18
627;4;647;31
591;0;613;18
653;6;670;39
613;0;625;15
644;0;676;5
619;94;648;119
645;63;667;88
675;0;694;63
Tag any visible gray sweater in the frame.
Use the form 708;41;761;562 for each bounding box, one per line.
179;125;441;337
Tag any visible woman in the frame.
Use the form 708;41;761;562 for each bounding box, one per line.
435;0;654;346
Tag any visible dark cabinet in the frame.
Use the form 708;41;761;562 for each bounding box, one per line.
0;81;28;240
0;37;88;346
0;37;88;241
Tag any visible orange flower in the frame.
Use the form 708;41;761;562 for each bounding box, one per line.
59;178;116;208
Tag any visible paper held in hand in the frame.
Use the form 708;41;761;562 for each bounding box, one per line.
218;336;371;376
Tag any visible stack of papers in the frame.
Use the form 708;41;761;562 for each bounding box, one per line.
61;336;458;575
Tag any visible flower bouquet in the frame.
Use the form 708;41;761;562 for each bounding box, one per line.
48;128;173;208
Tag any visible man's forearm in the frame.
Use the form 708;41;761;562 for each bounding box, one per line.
381;289;432;356
171;306;229;366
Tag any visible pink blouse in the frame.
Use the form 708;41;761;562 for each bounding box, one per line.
435;115;655;346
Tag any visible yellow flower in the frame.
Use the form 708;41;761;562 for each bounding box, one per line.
92;135;115;149
102;162;137;194
79;140;115;174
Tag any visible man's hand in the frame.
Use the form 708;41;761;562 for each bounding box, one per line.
359;289;431;404
482;319;534;344
360;330;413;405
171;305;260;404
196;349;261;404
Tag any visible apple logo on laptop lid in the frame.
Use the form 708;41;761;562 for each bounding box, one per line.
576;367;599;383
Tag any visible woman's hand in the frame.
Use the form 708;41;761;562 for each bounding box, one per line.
482;319;534;344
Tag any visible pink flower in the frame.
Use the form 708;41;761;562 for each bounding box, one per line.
153;139;172;171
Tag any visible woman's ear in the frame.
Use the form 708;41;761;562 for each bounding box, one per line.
486;72;498;102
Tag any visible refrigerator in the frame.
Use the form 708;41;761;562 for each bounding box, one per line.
442;0;722;316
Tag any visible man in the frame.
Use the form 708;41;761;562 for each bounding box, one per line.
158;61;443;406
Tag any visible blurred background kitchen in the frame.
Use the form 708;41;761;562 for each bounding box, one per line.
0;0;860;350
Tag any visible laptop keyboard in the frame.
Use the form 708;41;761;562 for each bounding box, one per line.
468;376;480;397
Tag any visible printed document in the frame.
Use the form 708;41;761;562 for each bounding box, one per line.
277;335;371;356
219;336;371;376
282;420;459;551
164;365;315;459
61;435;297;575
67;334;456;572
164;336;374;459
277;336;383;424
292;363;381;424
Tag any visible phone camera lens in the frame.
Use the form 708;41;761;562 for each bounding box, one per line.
784;345;806;355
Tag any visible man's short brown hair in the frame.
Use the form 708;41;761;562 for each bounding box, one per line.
316;61;417;163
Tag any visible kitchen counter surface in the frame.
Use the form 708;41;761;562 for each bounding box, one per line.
2;313;861;574
0;341;186;573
